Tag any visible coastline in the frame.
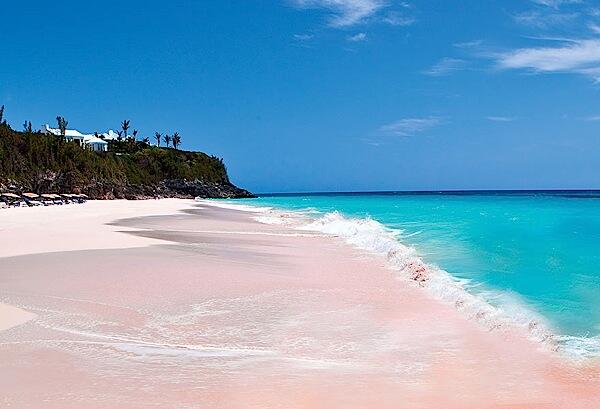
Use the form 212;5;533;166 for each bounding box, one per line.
224;199;599;359
1;199;598;408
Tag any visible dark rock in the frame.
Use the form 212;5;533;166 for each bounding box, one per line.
1;177;256;200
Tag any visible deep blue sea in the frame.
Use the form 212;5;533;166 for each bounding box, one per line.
239;191;600;357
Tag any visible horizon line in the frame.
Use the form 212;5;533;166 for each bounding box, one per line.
256;189;600;196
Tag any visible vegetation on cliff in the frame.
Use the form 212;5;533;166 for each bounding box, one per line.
0;119;252;199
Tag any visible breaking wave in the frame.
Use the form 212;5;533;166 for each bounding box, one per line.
203;200;600;359
301;213;554;339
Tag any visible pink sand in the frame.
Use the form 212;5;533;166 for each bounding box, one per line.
0;303;36;331
0;199;598;408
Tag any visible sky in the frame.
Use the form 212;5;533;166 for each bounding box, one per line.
2;0;600;193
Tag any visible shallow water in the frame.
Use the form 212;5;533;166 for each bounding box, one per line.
240;192;600;356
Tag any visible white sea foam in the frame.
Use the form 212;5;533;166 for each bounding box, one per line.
299;212;600;358
300;212;540;332
202;200;600;359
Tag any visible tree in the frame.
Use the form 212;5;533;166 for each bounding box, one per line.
142;136;150;144
56;116;68;141
0;128;233;196
132;129;138;139
121;119;130;138
172;132;181;149
23;121;33;133
154;132;161;147
164;134;171;148
0;105;4;124
116;130;123;141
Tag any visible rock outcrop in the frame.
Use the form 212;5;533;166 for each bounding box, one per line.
1;178;255;200
0;128;256;200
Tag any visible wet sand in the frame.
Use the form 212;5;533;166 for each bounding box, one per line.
0;303;35;332
0;199;598;408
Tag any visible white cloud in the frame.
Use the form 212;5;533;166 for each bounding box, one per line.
487;116;517;122
530;0;582;8
583;115;600;121
347;32;367;42
424;58;466;76
471;1;600;84
291;0;386;27
379;117;442;137
513;10;579;28
381;11;415;26
588;23;600;34
453;40;483;49
294;33;315;40
496;39;600;81
290;0;415;28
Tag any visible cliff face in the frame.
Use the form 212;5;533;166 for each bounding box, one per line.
0;125;255;199
0;175;254;200
79;179;254;200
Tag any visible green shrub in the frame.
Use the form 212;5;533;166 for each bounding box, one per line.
0;126;229;191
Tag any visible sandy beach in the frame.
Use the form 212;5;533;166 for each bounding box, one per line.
0;199;599;408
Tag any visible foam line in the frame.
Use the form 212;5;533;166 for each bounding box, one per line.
205;200;600;359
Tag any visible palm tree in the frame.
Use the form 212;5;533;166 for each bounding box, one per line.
116;130;123;141
142;137;150;144
172;132;181;149
23;120;32;133
154;132;161;147
56;116;68;141
164;134;171;148
132;129;138;139
0;105;4;124
121;119;130;138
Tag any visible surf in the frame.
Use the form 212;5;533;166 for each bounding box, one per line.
209;198;600;360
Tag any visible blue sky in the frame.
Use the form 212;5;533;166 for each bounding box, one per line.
2;0;600;193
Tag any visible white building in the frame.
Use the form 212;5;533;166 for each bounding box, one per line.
85;136;110;152
41;124;111;152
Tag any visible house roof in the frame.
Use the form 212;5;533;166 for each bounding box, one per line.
85;137;108;145
43;125;121;141
44;126;87;138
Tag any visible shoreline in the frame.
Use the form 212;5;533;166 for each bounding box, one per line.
1;199;598;408
201;199;600;360
0;199;190;258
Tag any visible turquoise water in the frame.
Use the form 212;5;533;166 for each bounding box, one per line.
240;192;600;349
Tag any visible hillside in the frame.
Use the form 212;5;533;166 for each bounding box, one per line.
0;123;254;199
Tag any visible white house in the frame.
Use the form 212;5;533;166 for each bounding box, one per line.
41;124;110;152
85;136;110;152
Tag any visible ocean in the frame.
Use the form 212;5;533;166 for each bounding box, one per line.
235;191;600;358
